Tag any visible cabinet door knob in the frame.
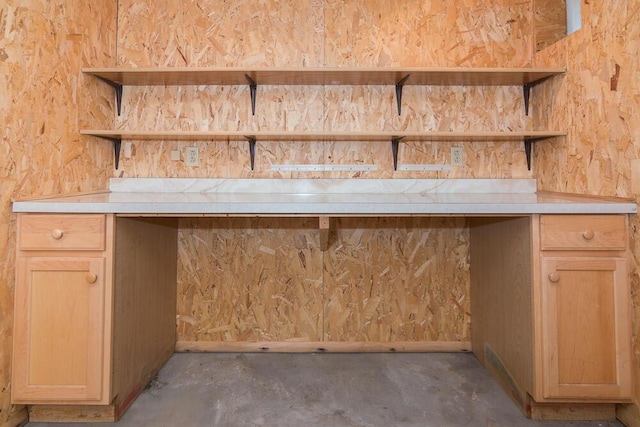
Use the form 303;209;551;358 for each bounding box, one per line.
582;229;595;240
51;229;64;239
85;273;98;284
548;272;560;283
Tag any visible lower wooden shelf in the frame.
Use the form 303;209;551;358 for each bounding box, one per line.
80;129;566;171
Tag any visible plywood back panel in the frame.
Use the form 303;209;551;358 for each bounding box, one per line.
114;0;534;179
534;0;567;52
117;1;529;348
175;217;470;344
177;218;324;342
323;217;470;342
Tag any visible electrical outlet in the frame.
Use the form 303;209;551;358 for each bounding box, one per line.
451;147;464;167
185;147;199;167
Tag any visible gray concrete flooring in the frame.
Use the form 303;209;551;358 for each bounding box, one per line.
28;352;624;427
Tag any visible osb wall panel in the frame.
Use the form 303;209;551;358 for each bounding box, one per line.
533;1;640;422
115;0;534;180
176;217;470;343
0;1;116;424
114;0;534;347
533;0;567;52
177;218;324;341
323;0;532;68
116;84;530;178
533;1;638;197
324;218;470;342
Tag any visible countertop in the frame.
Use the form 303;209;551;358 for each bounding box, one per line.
12;179;637;216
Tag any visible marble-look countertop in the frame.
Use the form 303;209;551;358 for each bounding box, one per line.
12;179;637;215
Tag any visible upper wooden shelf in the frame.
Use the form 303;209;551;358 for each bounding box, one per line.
81;129;565;142
83;67;565;86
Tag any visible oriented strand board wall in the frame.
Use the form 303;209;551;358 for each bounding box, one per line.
532;1;640;423
0;2;116;424
177;217;471;344
533;0;567;52
324;218;470;342
114;0;534;180
112;0;534;345
177;218;324;341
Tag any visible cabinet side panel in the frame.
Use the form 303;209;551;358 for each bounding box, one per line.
470;217;534;409
112;218;178;416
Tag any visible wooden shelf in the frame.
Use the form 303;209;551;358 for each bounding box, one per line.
81;130;564;141
83;66;565;170
81;130;566;171
84;66;565;116
83;67;565;86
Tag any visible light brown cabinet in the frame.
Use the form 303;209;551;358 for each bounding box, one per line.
471;214;632;419
12;214;178;422
12;215;113;404
537;215;631;401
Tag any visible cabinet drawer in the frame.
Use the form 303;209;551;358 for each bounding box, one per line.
18;214;106;251
540;215;626;251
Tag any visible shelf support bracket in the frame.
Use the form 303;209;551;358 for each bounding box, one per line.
245;136;257;170
522;75;554;116
245;74;257;116
96;76;123;116
319;216;330;251
395;74;411;115
391;137;404;171
524;134;563;171
90;135;122;169
524;138;533;170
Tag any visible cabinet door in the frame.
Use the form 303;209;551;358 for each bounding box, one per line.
12;257;107;403
540;257;631;400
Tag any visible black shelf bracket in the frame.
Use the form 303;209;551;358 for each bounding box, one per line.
523;134;562;170
91;135;122;169
245;74;257;116
395;74;411;115
391;137;404;171
95;76;123;116
522;75;554;116
524;138;534;170
245;136;257;170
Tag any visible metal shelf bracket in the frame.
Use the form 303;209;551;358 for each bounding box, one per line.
245;74;257;116
391;137;404;171
395;74;411;115
245;136;257;170
96;76;123;116
524;133;562;170
90;134;122;169
524;138;534;170
522;75;554;116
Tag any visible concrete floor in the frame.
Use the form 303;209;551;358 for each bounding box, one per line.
28;352;624;427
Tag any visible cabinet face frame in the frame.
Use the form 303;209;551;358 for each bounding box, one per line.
538;256;632;401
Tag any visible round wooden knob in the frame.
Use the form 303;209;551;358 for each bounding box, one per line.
51;229;64;240
548;272;560;283
85;273;98;284
582;229;595;240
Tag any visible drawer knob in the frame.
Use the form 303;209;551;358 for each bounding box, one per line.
582;229;595;240
85;273;98;284
51;229;64;240
548;272;560;283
